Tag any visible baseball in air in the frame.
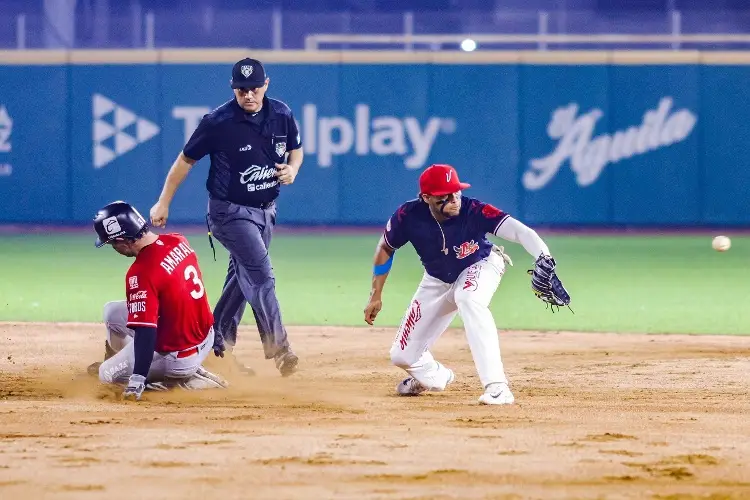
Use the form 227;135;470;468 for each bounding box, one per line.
712;235;731;252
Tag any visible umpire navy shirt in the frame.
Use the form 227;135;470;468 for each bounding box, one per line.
383;196;510;284
183;96;302;207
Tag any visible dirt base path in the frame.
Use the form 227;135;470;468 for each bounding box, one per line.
1;324;749;500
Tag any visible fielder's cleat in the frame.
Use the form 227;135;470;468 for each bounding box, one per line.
478;382;515;405
87;340;116;376
396;377;427;396
275;348;299;377
396;369;455;396
446;368;455;386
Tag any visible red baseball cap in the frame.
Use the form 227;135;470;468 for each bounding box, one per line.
419;164;471;196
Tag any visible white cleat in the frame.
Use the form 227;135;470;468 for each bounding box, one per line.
176;366;229;390
396;368;455;396
478;382;515;405
444;369;456;389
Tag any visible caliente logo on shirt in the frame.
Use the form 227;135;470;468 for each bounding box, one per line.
240;164;278;192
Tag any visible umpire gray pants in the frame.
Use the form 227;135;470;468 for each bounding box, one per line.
207;198;290;359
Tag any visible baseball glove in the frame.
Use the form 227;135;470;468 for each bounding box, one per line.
527;255;572;313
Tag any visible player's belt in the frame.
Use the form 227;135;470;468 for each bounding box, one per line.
174;328;213;358
176;346;198;358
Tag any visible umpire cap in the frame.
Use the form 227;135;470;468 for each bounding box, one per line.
230;58;268;89
93;201;149;248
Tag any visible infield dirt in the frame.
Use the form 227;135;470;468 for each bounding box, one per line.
1;324;749;499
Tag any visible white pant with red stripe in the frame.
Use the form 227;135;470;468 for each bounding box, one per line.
98;300;214;385
389;248;509;390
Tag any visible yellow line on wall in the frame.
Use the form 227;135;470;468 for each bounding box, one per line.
2;49;750;65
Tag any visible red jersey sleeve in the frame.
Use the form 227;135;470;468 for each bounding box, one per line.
125;265;160;328
471;200;510;235
383;205;409;250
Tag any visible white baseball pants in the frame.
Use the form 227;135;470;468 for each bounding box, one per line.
389;248;509;390
98;300;214;385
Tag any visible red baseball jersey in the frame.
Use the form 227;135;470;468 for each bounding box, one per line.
125;233;214;352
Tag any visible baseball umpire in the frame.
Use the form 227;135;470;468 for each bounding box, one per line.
149;57;302;376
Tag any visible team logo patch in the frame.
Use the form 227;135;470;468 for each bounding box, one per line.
128;276;138;290
241;65;253;78
454;240;479;259
482;204;502;219
398;300;422;350
396;206;407;222
275;142;286;156
103;216;122;235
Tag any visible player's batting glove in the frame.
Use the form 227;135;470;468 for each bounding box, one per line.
123;374;147;401
528;255;572;312
212;331;226;358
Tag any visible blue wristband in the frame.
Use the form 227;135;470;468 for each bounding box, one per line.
373;254;394;276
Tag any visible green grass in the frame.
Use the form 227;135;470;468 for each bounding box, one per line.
0;232;748;335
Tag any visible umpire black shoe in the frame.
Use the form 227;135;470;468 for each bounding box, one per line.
275;348;299;377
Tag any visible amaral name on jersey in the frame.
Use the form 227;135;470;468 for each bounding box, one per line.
523;97;697;190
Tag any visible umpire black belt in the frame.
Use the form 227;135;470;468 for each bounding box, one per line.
210;196;274;209
244;200;275;209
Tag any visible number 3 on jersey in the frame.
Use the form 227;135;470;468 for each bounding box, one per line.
184;265;205;299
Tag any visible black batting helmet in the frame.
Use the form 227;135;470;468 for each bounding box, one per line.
93;201;149;248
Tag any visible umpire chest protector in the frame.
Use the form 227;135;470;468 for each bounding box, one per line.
184;97;301;208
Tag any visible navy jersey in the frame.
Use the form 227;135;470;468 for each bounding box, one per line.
383;196;510;284
183;97;301;207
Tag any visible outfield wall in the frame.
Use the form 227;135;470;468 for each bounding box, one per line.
1;50;749;226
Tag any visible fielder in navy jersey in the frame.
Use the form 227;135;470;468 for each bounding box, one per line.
363;163;571;405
